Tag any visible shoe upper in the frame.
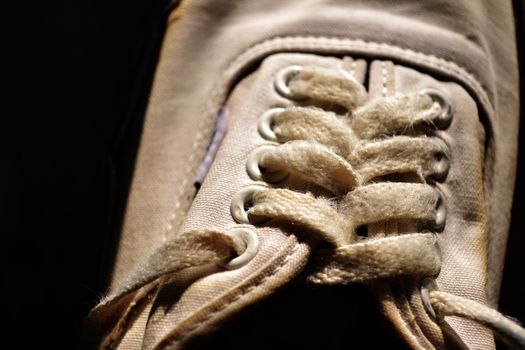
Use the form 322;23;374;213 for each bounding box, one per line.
86;1;521;349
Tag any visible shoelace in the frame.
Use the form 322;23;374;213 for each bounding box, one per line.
94;66;525;349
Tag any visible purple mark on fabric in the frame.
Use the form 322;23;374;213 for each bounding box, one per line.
194;107;229;189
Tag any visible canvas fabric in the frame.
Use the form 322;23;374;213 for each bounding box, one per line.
97;1;519;349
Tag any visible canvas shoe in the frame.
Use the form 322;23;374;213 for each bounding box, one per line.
84;1;524;349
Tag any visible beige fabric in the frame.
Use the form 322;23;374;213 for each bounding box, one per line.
99;1;519;349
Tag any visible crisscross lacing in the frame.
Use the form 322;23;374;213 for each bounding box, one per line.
94;65;525;349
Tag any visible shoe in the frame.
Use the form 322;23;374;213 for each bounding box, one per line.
84;1;524;349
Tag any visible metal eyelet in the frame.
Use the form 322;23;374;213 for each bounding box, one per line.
222;227;259;270
420;278;441;322
429;189;447;231
274;65;305;99
420;88;453;129
257;108;284;142
431;150;450;181
230;186;265;224
246;146;288;183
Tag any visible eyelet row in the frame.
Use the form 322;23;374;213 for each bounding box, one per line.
422;89;452;230
229;71;298;230
223;67;304;269
227;65;454;269
225;190;263;269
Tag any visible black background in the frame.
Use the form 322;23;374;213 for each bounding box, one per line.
2;1;523;349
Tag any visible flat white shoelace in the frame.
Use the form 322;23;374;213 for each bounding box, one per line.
94;66;525;349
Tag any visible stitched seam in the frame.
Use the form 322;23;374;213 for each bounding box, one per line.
388;288;432;349
157;240;302;348
163;91;216;237
399;283;430;349
350;59;357;77
100;284;158;350
218;36;494;118
381;61;388;97
409;280;447;348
